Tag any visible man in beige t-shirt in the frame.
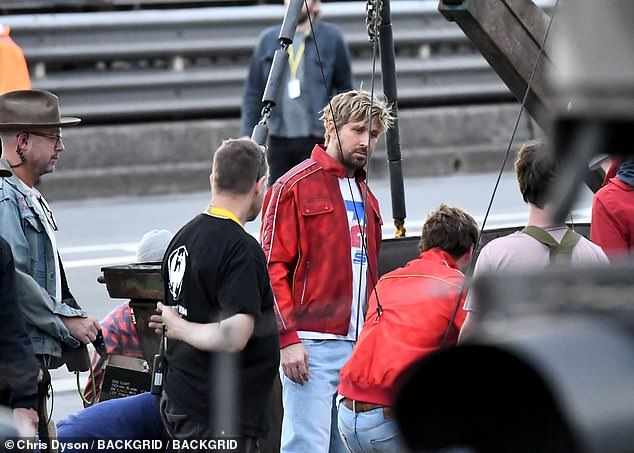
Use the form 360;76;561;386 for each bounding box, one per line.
459;140;609;342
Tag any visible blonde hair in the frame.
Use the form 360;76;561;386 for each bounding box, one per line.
319;90;394;146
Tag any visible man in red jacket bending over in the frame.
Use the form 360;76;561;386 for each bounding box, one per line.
260;89;393;453
337;204;479;452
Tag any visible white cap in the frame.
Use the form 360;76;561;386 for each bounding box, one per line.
136;229;173;262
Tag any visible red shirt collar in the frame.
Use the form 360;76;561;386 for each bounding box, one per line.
418;247;462;271
310;144;368;181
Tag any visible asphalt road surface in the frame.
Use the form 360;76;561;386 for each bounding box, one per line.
47;171;594;423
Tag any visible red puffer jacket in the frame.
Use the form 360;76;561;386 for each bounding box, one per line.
338;248;467;406
260;145;382;348
591;176;634;258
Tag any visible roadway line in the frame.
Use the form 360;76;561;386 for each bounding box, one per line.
59;210;591;268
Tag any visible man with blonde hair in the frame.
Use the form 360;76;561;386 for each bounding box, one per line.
261;89;393;452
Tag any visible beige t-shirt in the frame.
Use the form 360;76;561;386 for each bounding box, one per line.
464;226;609;311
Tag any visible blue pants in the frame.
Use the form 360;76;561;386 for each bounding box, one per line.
337;402;407;453
280;339;354;453
57;392;166;442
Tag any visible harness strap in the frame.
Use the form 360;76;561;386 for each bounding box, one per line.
521;226;581;264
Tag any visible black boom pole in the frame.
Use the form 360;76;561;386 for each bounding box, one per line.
373;0;407;237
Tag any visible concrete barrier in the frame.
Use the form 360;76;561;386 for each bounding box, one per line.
41;102;540;200
0;1;548;199
3;2;530;122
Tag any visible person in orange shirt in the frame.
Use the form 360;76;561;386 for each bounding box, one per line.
0;24;31;94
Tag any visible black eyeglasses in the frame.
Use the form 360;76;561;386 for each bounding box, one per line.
28;131;63;148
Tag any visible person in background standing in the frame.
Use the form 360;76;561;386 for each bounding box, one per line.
0;24;31;94
241;0;353;186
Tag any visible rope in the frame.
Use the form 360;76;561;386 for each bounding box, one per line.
440;0;561;348
307;0;386;334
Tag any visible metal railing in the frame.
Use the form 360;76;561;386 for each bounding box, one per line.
0;0;258;14
2;1;552;123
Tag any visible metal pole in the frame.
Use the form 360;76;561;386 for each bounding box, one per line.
378;0;406;237
250;0;304;148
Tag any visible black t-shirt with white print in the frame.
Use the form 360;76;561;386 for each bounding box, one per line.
162;213;279;438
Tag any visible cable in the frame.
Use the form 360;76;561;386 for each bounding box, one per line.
76;368;98;406
307;0;385;336
440;0;561;348
47;381;54;425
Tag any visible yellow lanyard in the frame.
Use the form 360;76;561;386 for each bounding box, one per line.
207;206;243;228
288;28;310;80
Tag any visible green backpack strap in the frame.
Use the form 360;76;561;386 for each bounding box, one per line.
521;226;582;264
555;229;582;263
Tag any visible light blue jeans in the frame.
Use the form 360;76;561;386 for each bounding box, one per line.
337;402;407;453
280;339;354;453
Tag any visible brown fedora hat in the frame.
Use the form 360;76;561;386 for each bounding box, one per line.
0;90;81;131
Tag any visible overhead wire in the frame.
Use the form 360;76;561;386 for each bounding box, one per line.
440;0;562;348
306;0;385;336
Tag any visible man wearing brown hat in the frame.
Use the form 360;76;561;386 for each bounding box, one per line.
0;90;100;440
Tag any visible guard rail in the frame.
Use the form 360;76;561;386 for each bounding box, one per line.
3;1;553;123
0;0;257;14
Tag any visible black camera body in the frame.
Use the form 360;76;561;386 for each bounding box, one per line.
64;330;107;372
92;330;107;358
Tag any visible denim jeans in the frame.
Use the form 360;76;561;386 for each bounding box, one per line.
337;402;407;453
57;392;166;440
280;339;354;453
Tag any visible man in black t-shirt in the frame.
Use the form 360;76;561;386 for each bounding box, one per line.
149;138;279;452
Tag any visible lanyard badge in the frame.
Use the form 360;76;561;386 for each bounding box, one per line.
287;29;310;99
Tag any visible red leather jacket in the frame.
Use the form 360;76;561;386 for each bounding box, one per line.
338;248;466;406
261;145;382;348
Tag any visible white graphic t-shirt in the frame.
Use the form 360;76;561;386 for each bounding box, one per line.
298;178;368;342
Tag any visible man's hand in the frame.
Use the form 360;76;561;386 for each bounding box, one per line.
13;408;38;436
281;343;309;385
149;302;181;338
61;316;100;344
